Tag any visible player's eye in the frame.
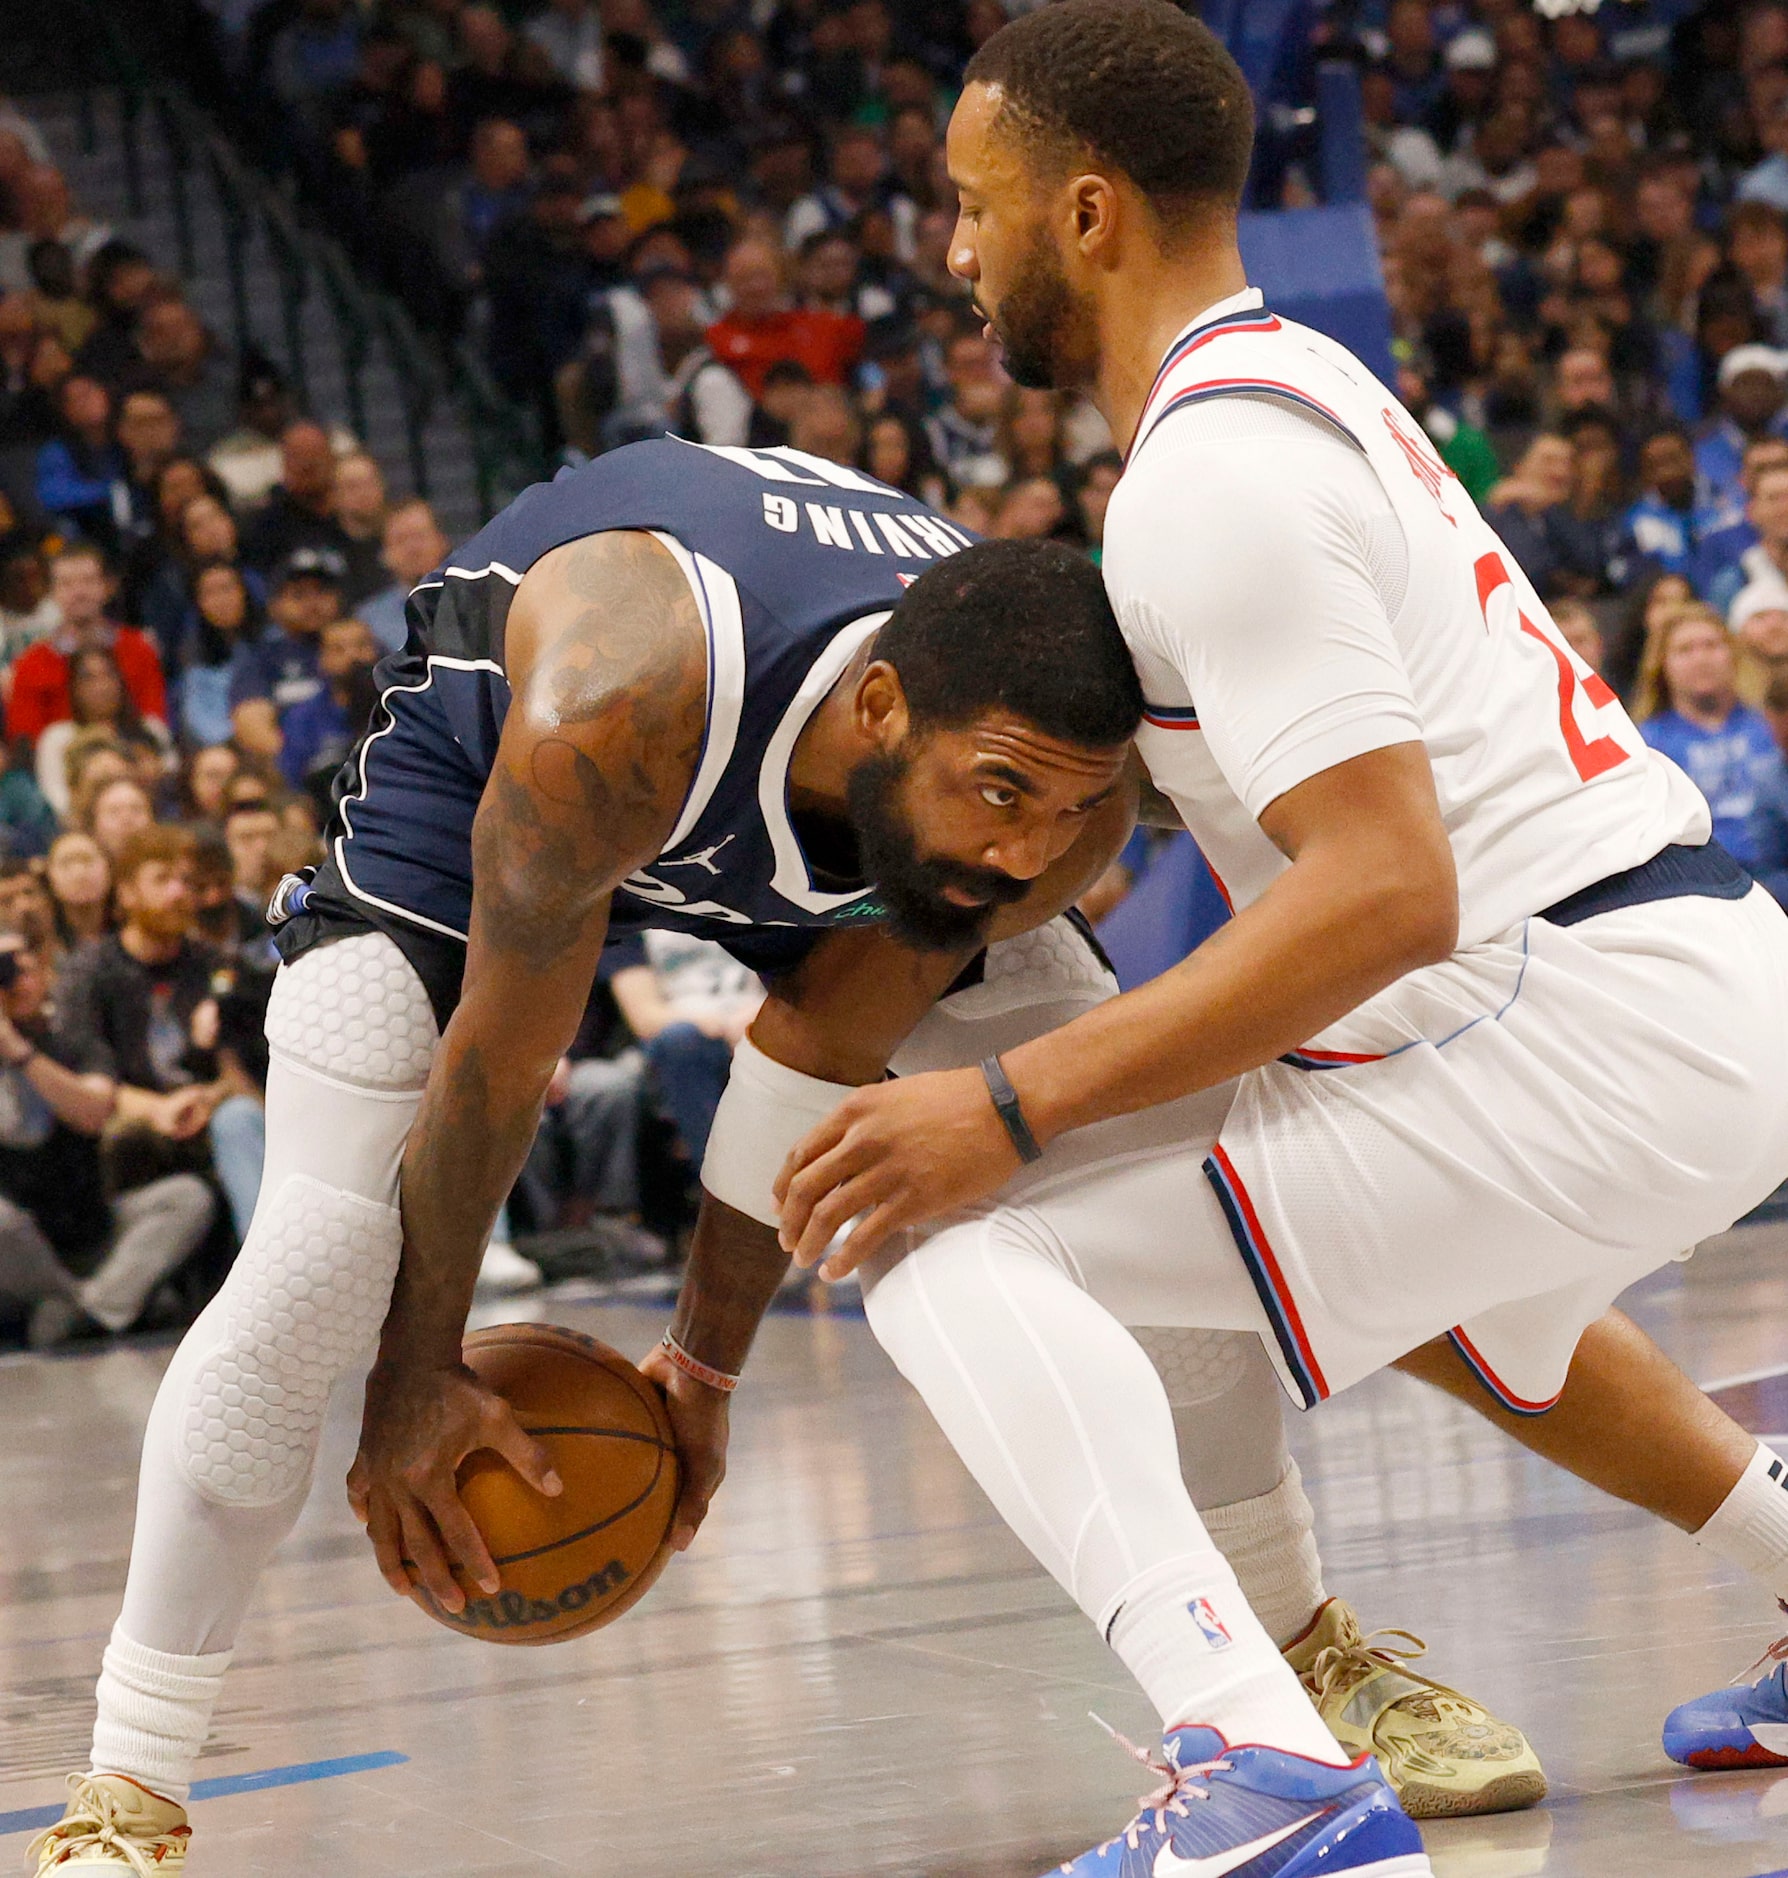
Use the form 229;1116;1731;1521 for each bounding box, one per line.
980;785;1017;809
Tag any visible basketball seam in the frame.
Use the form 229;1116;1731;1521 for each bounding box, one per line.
464;1324;676;1446
488;1442;671;1568
519;1425;670;1445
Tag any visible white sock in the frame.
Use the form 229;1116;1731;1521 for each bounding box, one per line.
1204;1461;1327;1650
1694;1442;1788;1600
91;1628;232;1805
1103;1554;1349;1765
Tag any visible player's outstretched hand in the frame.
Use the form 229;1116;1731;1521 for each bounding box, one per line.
638;1344;729;1552
774;1067;1019;1278
347;1360;562;1613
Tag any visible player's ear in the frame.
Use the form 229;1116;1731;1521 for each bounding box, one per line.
856;659;910;749
1068;173;1119;259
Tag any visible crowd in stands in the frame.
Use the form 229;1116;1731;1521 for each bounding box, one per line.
9;0;1788;1341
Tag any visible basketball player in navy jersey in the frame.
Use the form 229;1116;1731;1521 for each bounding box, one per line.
31;445;1161;1871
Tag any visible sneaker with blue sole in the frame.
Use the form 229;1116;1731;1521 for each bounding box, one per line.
1662;1633;1788;1771
1045;1721;1432;1877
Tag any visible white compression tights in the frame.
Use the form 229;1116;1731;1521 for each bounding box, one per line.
95;934;437;1799
861;1218;1343;1760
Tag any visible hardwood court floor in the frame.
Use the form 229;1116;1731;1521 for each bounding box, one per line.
6;1225;1788;1876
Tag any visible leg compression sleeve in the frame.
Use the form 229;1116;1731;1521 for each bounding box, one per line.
112;932;437;1665
861;1217;1342;1758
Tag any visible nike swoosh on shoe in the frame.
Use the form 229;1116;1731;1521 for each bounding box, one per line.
1152;1814;1320;1878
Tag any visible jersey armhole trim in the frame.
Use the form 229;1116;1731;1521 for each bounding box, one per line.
652;530;746;853
759;612;888;914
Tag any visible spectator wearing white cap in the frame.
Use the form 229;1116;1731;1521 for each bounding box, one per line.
1732;580;1788;675
1696;344;1788;513
1425;29;1497;160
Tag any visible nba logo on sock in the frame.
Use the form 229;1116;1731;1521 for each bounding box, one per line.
1188;1597;1234;1651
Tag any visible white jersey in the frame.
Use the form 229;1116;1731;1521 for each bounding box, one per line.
1103;290;1708;984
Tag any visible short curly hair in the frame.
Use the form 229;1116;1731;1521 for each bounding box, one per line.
964;0;1253;229
877;538;1142;750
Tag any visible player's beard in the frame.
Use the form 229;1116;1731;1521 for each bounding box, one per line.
984;225;1099;392
848;750;1029;953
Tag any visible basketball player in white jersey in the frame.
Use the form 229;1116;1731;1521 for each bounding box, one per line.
749;5;1788;1871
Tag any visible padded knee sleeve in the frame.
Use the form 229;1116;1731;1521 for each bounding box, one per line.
1136;1328;1292;1512
1131;1326;1254;1408
265;931;436;1090
177;1174;402;1507
890;916;1115;1076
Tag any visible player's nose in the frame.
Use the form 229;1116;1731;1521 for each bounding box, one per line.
981;824;1054;881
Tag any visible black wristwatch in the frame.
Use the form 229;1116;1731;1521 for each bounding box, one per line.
980;1054;1044;1164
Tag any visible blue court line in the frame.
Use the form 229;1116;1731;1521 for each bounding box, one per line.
0;1752;408;1837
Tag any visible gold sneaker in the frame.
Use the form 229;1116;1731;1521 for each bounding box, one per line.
1284;1598;1548;1819
27;1775;189;1872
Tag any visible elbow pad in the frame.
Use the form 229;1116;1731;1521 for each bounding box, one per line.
700;1036;859;1228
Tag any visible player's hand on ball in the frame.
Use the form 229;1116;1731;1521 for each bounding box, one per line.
638;1344;729;1552
347;1360;562;1612
774;1067;1019;1278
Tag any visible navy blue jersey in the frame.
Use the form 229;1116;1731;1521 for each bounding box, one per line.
305;439;974;953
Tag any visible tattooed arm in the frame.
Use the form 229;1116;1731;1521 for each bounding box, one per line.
348;529;707;1611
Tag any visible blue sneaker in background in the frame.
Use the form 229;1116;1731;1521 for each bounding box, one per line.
1044;1722;1431;1877
1663;1638;1788;1771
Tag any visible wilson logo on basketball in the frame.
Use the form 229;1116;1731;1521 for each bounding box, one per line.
439;1558;632;1633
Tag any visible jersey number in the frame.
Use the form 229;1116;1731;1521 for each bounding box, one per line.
1473;552;1628;783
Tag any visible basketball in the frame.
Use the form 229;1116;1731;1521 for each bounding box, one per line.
414;1323;680;1646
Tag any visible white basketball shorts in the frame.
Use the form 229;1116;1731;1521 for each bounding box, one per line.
913;886;1788;1414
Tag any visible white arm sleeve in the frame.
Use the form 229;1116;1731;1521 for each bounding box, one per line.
700;1037;858;1228
1107;410;1422;819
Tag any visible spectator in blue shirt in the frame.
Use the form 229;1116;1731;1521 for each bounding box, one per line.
227;547;342;770
1695;344;1788;515
1696;435;1788;610
1704;457;1788;619
1485;431;1575;597
1747;667;1788;909
1623;423;1741;586
178;562;264;750
279;614;378;797
1637;604;1780;865
355;497;448;655
35;375;125;549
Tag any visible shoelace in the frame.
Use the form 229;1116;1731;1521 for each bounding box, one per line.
1306;1625;1440;1712
24;1775;178;1876
1082;1714;1233;1858
1734;1600;1788;1686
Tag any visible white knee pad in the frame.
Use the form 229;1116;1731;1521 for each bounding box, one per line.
265;931;437;1091
891;916;1117;1075
178;1174;402;1507
1130;1326;1253;1408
